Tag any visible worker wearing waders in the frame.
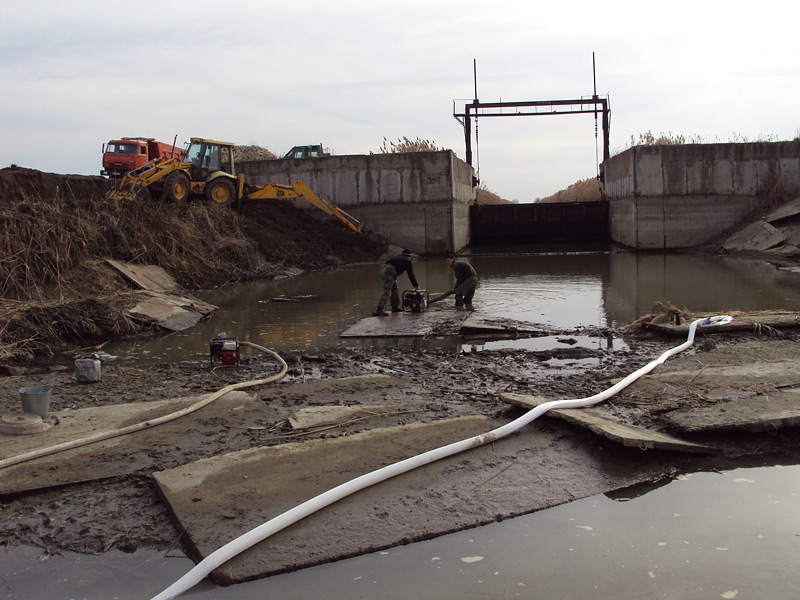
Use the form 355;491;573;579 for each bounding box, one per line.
375;249;420;316
446;254;478;307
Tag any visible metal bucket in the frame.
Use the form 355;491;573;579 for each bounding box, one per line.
20;385;52;418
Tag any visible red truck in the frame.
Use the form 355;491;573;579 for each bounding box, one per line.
101;137;184;177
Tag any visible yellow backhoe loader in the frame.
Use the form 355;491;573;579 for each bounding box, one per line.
106;138;365;234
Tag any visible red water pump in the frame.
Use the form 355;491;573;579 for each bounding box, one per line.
402;289;429;313
209;334;240;367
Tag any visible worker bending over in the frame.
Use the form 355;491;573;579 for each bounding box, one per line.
446;254;478;307
375;249;420;316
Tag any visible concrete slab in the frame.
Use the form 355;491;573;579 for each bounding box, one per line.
128;291;218;332
765;197;800;223
151;414;662;585
664;388;800;433
460;314;547;335
339;311;545;339
499;393;713;453
340;311;469;338
723;219;786;252
0;391;257;496
106;259;178;291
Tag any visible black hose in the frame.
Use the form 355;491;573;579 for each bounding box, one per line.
428;290;454;304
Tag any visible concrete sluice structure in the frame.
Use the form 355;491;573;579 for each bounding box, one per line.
239;150;475;254
240;141;800;254
603;141;800;249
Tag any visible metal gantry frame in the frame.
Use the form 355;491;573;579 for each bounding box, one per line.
453;96;611;168
452;56;611;184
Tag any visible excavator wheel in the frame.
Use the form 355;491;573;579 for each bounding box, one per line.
205;179;236;205
162;172;190;203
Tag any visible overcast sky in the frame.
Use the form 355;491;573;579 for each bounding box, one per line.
2;1;798;201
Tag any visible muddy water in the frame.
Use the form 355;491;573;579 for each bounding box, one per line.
105;249;800;363
4;462;799;599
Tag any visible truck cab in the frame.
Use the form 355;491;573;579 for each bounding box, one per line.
102;137;184;177
102;139;149;177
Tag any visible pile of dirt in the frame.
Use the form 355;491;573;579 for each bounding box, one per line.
234;145;278;161
0;167;387;361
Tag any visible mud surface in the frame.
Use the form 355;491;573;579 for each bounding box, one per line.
1;168;800;570
2;328;800;559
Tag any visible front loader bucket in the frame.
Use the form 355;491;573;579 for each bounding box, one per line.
104;157;181;202
106;177;144;201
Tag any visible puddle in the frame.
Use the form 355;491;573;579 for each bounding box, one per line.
461;333;628;353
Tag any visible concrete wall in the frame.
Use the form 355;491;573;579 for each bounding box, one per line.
239;150;475;254
603;141;800;249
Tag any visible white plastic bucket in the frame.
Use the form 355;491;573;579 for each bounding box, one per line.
74;358;101;383
20;385;52;418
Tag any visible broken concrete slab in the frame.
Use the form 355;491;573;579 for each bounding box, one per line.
723;219;786;252
128;291;218;332
340;311;470;338
765;197;800;223
663;388;800;433
339;311;546;339
0;391;259;496
777;224;800;247
459;314;548;335
499;392;713;454
151;414;672;585
106;259;178;292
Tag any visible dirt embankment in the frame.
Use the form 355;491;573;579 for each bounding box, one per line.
0;167;386;362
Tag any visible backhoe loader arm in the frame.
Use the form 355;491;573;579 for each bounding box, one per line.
244;180;365;234
106;158;183;201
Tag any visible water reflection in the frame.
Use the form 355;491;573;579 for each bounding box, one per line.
104;250;800;364
4;464;798;599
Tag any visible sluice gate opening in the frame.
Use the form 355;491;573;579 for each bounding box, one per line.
470;201;609;245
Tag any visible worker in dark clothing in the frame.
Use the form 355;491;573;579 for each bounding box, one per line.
446;254;478;307
375;249;420;316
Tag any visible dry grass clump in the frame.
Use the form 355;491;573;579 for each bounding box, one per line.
374;137;445;154
0;296;143;361
0;186;264;302
538;178;602;203
628;130;784;148
624;301;691;332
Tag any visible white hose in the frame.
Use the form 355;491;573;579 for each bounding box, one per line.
0;341;287;471
151;316;731;600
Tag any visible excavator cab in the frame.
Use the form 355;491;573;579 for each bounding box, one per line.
184;138;235;180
